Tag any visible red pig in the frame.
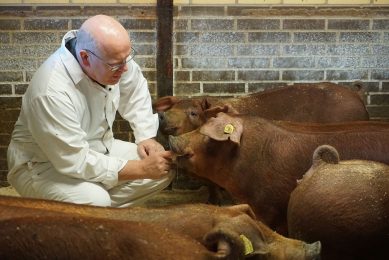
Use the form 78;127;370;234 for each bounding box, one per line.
169;108;389;235
0;196;321;260
288;145;389;260
154;82;368;138
0;206;221;260
156;82;370;205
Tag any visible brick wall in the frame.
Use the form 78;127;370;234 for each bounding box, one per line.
0;2;388;186
173;5;389;115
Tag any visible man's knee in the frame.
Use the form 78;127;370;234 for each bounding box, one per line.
56;182;112;207
73;186;112;207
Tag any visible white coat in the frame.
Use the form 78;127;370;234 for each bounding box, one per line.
7;30;160;192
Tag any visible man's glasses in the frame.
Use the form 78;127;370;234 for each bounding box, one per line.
85;46;136;72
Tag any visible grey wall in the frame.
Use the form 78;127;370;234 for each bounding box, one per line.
0;5;388;185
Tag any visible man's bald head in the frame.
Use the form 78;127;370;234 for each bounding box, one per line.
74;15;133;85
76;15;131;59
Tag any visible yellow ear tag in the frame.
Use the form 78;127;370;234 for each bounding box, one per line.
224;124;234;134
239;234;254;255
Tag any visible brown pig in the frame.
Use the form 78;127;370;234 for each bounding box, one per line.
154;82;368;137
0;196;321;260
288;145;389;260
168;109;389;235
155;82;369;205
0;206;221;260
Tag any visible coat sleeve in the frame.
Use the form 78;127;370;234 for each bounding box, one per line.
27;93;125;188
117;60;159;144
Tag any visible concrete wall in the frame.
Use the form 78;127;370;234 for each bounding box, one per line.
0;1;388;185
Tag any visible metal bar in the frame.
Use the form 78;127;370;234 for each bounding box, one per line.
156;0;173;97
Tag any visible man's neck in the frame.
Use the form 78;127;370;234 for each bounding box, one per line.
66;38;106;88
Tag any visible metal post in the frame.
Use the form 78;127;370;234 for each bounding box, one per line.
156;0;173;97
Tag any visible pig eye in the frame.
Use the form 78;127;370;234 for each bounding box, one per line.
187;110;198;118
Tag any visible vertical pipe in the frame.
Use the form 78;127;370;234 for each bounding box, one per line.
156;0;173;97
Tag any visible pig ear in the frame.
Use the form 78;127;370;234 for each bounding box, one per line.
204;105;229;119
226;204;257;220
203;228;245;259
200;98;212;110
204;104;239;119
152;96;179;112
200;113;243;145
203;227;269;258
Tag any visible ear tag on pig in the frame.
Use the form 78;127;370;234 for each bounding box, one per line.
239;234;254;255
224;124;234;134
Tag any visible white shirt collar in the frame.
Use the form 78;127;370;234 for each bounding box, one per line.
59;30;86;86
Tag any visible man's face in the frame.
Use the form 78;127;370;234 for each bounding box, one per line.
85;43;135;85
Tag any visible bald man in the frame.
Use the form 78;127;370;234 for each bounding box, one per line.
7;15;174;207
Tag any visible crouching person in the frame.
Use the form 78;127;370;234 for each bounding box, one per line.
7;15;174;207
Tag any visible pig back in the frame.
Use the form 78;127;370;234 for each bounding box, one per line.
288;145;389;260
230;82;368;123
0;206;218;260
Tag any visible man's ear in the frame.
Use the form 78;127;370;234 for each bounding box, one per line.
79;50;91;66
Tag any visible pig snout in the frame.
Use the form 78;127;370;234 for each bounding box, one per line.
158;112;179;135
305;241;321;260
168;135;191;157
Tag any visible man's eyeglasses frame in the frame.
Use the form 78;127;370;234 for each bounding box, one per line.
84;46;136;72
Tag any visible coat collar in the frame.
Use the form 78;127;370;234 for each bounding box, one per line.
59;30;86;86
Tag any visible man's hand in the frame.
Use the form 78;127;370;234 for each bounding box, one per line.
118;150;174;181
138;150;174;179
137;138;165;158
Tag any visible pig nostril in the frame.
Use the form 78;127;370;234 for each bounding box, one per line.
182;153;193;159
158;112;165;121
313;255;321;260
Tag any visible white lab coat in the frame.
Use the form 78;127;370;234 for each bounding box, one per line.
7;30;159;190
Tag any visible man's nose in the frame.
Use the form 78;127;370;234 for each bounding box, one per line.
118;63;128;72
